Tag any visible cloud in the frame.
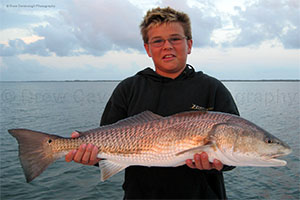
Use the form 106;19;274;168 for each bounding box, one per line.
33;16;80;56
62;0;145;54
160;0;222;47
1;0;299;59
1;0;145;56
1;0;223;57
228;0;300;48
0;7;42;30
0;51;152;81
0;39;25;56
0;56;107;81
0;56;50;81
188;47;300;80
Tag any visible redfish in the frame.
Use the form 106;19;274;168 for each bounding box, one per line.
8;110;291;183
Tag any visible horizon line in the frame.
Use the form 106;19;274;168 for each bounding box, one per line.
0;79;299;83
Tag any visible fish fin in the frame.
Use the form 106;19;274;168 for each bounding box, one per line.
8;129;62;183
115;111;162;126
82;111;163;135
175;142;215;156
172;110;212;119
98;160;128;181
75;130;83;135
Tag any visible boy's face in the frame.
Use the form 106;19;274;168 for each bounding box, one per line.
144;22;193;79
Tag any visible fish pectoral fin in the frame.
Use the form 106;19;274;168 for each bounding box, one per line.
175;143;214;156
98;160;128;181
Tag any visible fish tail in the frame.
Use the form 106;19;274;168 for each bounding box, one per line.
8;129;62;183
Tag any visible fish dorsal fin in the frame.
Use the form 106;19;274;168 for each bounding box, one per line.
172;110;208;119
113;111;162;127
78;111;163;136
98;160;128;181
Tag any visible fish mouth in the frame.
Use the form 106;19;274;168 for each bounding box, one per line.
263;158;287;166
265;148;292;159
261;150;292;166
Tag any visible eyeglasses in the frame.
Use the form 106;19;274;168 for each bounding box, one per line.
148;36;187;47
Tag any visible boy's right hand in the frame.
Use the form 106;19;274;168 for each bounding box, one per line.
65;132;101;165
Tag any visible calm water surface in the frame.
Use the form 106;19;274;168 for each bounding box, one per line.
1;81;299;200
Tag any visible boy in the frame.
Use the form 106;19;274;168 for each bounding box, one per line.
66;7;239;199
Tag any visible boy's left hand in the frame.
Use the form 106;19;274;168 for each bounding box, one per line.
186;152;223;171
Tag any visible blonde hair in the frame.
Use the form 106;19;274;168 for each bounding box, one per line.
140;7;192;43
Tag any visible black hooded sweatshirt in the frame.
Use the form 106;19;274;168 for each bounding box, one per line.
100;65;239;199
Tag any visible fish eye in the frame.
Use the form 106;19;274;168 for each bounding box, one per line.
266;139;272;144
48;139;52;144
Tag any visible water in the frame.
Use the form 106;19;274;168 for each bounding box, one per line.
1;81;299;200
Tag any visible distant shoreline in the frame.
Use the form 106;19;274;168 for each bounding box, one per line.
0;79;299;83
221;79;300;82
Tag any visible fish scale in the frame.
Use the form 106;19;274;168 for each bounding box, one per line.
8;110;291;183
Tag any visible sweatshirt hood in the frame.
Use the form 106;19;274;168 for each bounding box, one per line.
137;64;196;82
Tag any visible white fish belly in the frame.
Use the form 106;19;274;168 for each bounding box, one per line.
97;151;193;167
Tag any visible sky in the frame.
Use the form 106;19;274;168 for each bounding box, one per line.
0;0;299;81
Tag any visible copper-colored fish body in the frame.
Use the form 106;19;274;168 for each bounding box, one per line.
8;110;291;182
